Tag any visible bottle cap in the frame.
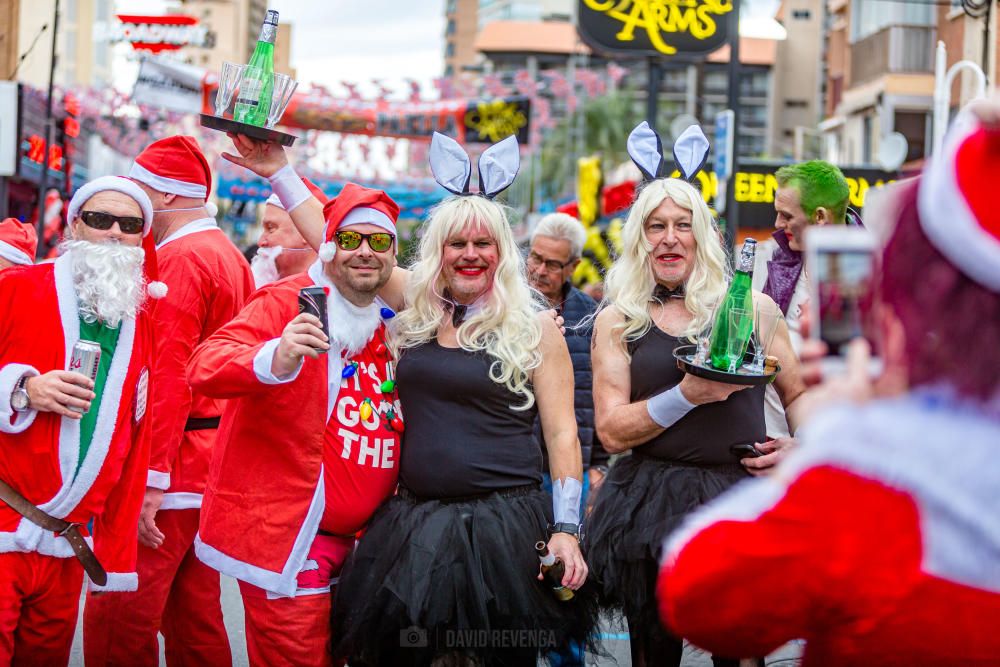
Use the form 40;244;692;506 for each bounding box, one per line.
265;10;279;24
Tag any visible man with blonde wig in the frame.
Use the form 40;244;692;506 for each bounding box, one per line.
585;123;807;667
329;134;596;665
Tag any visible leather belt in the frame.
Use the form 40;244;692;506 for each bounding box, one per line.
184;416;221;431
0;478;107;586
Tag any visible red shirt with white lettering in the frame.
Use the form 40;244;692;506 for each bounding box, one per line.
321;330;401;536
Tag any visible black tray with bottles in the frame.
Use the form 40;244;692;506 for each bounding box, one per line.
672;344;779;386
200;113;297;147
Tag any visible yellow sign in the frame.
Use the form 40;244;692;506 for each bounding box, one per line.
579;0;733;56
464;100;528;144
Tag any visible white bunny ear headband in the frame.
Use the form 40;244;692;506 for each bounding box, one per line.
429;132;520;199
627;121;710;183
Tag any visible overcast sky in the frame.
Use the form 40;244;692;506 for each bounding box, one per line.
116;0;776;97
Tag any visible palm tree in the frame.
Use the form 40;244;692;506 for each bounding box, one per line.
539;91;639;204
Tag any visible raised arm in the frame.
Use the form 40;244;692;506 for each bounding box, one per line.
221;133;325;250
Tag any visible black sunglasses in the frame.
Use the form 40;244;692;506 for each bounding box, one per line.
78;210;145;235
334;230;395;253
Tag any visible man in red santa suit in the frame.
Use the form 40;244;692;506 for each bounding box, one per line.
84;136;253;666
0;176;161;666
188;182;402;667
658;104;1000;665
250;177;324;288
0;218;37;271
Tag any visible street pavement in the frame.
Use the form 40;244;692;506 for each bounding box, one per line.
70;575;802;666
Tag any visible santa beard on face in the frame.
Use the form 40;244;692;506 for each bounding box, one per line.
61;239;146;329
251;245;282;288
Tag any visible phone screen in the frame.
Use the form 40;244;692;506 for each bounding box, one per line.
813;247;875;356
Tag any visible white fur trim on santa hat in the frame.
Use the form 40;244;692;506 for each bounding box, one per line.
205;201;218;218
338;207;395;233
0;240;32;266
318;242;337;262
67;176;155;236
918;111;1000;292
129;161;208;199
148;281;169;299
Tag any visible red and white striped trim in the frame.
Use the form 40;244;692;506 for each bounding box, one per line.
129;161;208;199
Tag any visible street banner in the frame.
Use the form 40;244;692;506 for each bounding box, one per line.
133;57;205;114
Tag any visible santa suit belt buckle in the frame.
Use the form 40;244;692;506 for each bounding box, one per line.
57;522;108;587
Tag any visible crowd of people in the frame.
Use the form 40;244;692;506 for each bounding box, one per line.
0;96;997;667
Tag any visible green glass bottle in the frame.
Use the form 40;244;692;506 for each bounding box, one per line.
233;10;278;126
708;239;757;371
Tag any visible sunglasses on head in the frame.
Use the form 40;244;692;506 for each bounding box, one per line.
78;210;145;235
334;230;395;253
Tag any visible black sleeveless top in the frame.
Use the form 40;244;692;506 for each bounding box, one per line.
396;341;542;498
629;327;765;464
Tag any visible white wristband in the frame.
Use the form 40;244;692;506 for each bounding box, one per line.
268;164;311;213
646;384;696;429
552;477;582;525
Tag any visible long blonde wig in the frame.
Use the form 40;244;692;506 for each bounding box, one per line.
394;195;543;410
603;178;730;351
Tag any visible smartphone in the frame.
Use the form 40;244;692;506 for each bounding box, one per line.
805;226;881;374
730;443;764;459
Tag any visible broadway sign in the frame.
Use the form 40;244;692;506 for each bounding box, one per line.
577;0;734;56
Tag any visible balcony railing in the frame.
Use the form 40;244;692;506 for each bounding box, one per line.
851;25;935;86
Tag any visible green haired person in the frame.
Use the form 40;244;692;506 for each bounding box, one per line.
752;159;851;442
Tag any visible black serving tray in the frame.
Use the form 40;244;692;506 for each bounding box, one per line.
673;344;779;386
200;113;297;147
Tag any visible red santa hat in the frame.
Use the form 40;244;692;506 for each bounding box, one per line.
317;183;399;262
919;112;1000;292
266;177;329;209
0;218;38;265
66;175;167;299
129;135;218;217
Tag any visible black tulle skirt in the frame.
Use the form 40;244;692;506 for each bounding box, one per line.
585;453;749;635
331;485;600;667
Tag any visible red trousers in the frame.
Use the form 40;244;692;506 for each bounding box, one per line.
239;533;353;667
83;508;231;666
0;551;84;667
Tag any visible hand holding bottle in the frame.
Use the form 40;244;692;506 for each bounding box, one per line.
538;533;588;591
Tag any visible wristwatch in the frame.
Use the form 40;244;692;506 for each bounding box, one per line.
547;522;582;538
10;376;30;412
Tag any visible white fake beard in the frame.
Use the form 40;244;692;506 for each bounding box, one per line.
61;239;146;328
327;285;382;357
251;245;282;288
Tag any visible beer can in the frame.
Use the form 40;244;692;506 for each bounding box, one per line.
297;286;329;353
68;340;101;414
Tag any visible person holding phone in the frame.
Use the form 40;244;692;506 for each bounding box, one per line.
749;160;853;472
586;168;807;667
659;104;1000;665
186;183;402;667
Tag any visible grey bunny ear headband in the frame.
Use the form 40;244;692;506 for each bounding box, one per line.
627;121;710;183
429;132;520;199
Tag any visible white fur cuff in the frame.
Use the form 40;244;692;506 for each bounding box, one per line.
253;338;304;384
268;164;311;213
147;469;171;490
0;363;40;434
89;572;139;592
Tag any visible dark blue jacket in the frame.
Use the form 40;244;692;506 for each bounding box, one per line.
537;284;608;471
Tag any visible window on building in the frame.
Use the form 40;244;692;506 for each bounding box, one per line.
445;42;455;57
446;19;456;35
703;70;727;95
895;111;928;162
662;68;687;94
740;70;769;98
850;0;933;42
447;0;457;14
862;114;873;164
741;104;768;128
445;64;454;77
738;134;766;157
792;9;811;20
784;99;809;109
